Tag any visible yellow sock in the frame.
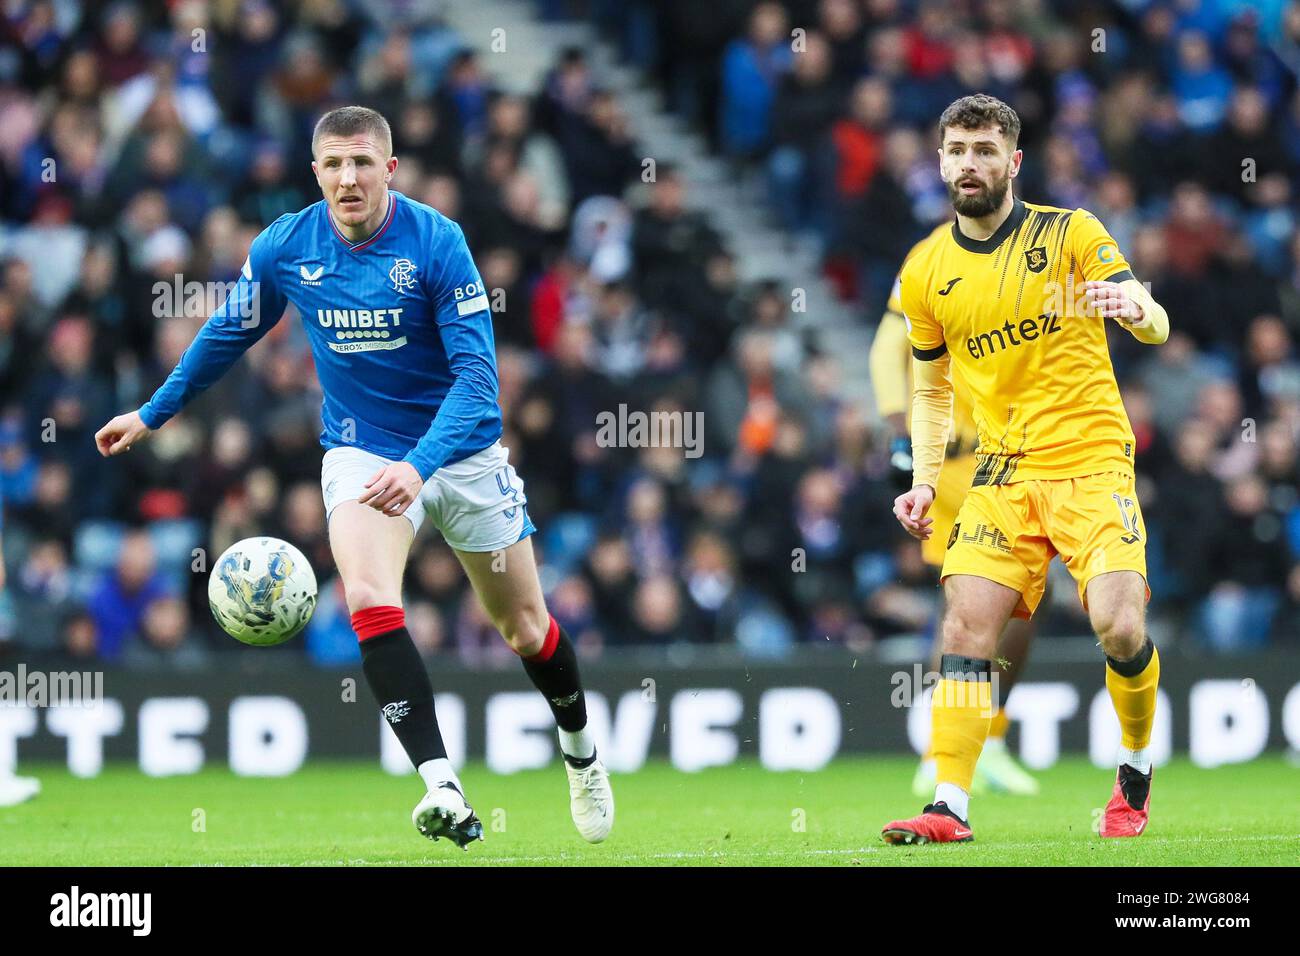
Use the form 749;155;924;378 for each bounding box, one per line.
987;708;1010;740
1106;641;1160;751
931;675;993;791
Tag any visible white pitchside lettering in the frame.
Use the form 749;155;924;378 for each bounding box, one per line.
581;691;656;773
228;696;308;776
486;692;554;773
0;704;37;775
138;697;208;776
1284;683;1300;752
670;689;742;771
759;688;841;770
1189;680;1269;767
46;701;125;777
1005;683;1078;769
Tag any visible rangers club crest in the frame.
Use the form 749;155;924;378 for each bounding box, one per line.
382;700;411;724
1025;246;1048;273
389;257;417;293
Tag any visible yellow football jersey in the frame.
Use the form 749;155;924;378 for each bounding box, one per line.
900;199;1138;485
872;227;980;455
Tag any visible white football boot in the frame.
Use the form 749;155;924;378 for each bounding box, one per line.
412;780;483;849
562;738;614;843
0;775;40;807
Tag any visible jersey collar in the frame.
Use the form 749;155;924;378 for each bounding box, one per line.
950;197;1026;254
328;193;395;253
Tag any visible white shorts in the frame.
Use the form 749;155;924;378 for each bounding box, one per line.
321;441;535;552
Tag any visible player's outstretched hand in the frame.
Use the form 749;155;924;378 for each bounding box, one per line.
893;484;936;540
95;411;152;457
359;461;424;517
1084;280;1144;326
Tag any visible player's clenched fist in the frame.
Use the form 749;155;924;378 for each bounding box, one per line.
95;411;152;456
893;484;936;540
358;461;425;516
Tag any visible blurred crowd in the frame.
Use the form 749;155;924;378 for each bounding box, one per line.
0;0;1296;671
597;0;1300;651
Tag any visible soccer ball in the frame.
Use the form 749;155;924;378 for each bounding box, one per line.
208;537;317;646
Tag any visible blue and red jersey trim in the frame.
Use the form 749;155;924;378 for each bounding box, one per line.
328;193;396;252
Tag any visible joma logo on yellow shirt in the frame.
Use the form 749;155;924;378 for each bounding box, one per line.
965;311;1062;359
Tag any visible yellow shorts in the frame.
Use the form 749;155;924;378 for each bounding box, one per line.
922;453;977;567
939;472;1150;620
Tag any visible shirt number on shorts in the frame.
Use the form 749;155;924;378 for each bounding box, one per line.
1111;493;1141;545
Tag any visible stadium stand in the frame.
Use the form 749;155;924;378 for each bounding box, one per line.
0;0;1297;669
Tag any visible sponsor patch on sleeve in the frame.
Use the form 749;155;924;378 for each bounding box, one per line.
456;293;490;316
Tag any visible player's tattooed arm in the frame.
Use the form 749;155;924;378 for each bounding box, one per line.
1084;279;1169;345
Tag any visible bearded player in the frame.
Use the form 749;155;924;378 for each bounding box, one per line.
95;106;613;849
881;95;1167;844
870;255;1040;798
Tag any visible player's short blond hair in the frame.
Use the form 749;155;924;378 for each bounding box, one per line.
312;106;393;159
939;94;1021;148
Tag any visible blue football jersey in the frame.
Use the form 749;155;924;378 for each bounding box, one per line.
139;191;502;479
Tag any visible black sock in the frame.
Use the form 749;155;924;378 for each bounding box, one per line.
1106;636;1155;677
360;627;447;766
522;617;588;733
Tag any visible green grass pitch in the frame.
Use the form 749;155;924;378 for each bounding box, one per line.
2;757;1296;866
